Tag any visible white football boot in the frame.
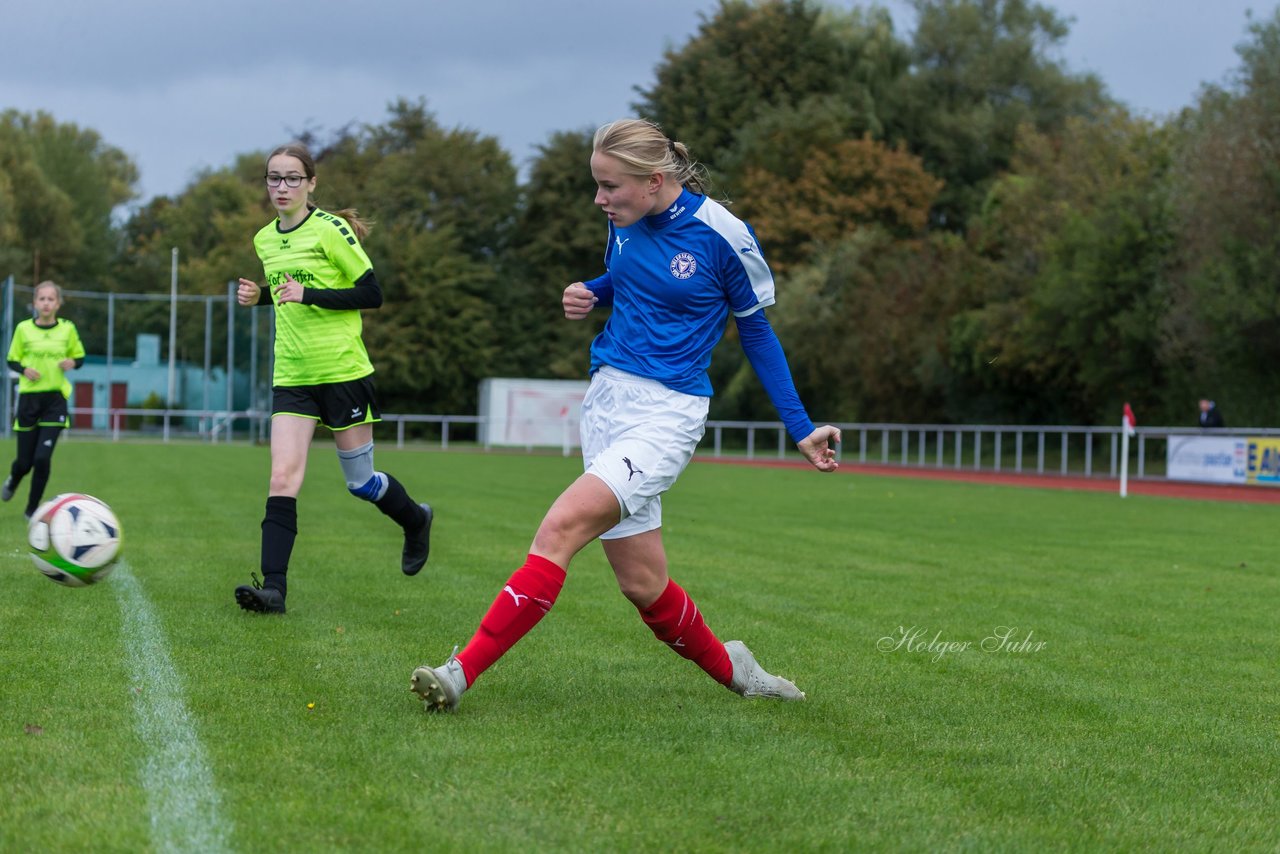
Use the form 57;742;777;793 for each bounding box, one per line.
725;640;806;701
411;652;467;713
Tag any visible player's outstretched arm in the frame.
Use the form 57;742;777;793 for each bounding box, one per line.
798;425;841;472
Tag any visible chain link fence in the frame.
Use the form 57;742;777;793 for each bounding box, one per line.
1;274;273;441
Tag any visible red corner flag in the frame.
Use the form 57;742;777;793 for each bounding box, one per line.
1120;403;1137;497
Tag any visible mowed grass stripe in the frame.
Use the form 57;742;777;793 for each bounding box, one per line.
115;562;231;854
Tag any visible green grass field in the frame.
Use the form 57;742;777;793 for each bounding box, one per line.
0;439;1276;852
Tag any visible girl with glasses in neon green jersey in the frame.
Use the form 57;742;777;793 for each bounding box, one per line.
233;142;433;615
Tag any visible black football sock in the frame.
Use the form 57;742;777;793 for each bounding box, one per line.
25;427;61;513
25;466;49;516
373;474;427;531
10;429;38;485
260;495;297;597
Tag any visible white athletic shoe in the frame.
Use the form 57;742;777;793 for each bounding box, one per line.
725;640;806;701
1;477;14;502
410;652;467;713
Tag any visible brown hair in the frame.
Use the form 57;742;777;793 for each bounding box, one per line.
592;119;711;196
267;142;372;241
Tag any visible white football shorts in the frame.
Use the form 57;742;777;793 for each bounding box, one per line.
581;366;709;539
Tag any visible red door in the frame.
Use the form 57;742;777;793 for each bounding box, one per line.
111;383;127;431
73;382;94;429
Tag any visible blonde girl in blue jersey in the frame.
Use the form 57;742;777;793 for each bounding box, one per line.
411;119;841;712
3;281;85;519
233;142;432;614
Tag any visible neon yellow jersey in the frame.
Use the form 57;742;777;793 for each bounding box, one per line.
7;318;86;398
253;208;375;386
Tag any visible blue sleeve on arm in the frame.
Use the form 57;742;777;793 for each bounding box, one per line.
584;272;614;307
735;309;815;443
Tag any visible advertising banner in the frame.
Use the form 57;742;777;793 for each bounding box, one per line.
477;378;589;448
1246;437;1280;486
1166;435;1247;484
1167;435;1280;487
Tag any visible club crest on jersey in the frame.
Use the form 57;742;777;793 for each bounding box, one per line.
669;252;697;280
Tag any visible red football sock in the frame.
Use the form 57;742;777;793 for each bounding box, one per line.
455;554;566;686
638;578;732;685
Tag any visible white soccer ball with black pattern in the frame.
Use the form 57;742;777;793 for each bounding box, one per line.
28;493;123;587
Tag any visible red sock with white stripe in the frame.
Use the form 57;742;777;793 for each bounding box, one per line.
638;578;733;685
454;554;566;687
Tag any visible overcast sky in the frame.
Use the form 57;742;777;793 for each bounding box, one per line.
3;0;1274;205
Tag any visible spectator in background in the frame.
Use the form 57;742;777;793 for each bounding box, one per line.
1198;399;1225;429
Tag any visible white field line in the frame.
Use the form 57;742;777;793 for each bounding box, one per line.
115;563;233;853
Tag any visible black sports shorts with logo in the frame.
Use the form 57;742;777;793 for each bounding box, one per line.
271;376;382;431
14;391;69;431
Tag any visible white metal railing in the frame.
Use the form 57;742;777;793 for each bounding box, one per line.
46;406;1280;482
786;422;1280;481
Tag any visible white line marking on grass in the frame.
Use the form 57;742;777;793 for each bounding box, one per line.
115;562;233;853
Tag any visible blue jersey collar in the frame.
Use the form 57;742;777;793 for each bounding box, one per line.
644;188;702;230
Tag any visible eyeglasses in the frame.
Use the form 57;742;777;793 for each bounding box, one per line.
264;173;307;188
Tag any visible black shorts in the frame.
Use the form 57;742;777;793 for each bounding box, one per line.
14;391;69;431
271;377;382;431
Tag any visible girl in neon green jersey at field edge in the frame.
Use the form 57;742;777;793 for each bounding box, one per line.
233;142;433;615
3;281;85;520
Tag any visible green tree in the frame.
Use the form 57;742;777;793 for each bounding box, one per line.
955;110;1175;423
111;102;522;414
0;168;17;264
637;0;909;193
504;129;607;379
360;220;500;414
713;133;944;424
0;110;137;284
0;117;81;282
335;99;516;263
317;101;519;413
900;0;1106;230
736;133;942;274
1162;9;1280;425
762;228;974;423
106;155;267;365
119;162;266;294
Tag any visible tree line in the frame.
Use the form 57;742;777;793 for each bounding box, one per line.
2;0;1277;427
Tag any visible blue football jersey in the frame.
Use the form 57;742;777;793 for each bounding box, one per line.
588;188;775;397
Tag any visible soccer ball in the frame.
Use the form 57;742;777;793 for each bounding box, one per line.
28;493;123;587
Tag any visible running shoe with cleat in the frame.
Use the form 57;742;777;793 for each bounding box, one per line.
410;653;466;712
234;573;285;614
402;503;433;576
2;476;14;502
725;640;805;701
